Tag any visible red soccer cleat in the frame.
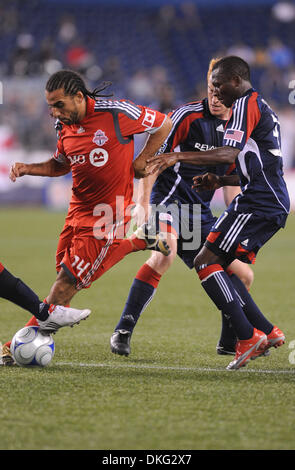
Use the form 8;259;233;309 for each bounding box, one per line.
226;328;268;370
265;325;285;350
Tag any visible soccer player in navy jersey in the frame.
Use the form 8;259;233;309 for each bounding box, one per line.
147;56;289;370
110;58;255;358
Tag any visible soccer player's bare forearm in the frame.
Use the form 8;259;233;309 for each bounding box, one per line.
147;117;173;156
219;175;240;186
137;172;158;205
175;146;239;165
133;116;173;177
26;159;70;177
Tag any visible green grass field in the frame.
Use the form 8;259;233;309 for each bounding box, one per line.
0;207;295;451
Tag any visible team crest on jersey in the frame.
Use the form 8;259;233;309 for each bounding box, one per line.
93;129;108;146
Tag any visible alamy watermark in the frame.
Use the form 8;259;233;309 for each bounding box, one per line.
0;81;3;104
92;196;202;251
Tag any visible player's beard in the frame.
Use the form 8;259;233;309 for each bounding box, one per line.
60;110;80;125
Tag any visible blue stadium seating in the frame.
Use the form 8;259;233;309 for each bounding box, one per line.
0;0;294;103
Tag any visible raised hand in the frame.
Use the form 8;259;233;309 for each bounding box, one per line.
145;153;179;175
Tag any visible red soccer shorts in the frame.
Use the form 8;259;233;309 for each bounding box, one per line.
56;223;134;290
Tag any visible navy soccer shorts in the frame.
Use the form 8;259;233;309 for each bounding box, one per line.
150;200;217;269
205;209;283;265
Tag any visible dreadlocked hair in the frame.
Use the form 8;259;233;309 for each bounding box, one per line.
46;70;113;99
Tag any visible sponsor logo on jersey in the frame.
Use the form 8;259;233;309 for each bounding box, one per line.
89;148;109;167
68;154;86;165
67;148;109;167
93;129;109;146
142;109;156;128
194;142;217;151
224;128;244;143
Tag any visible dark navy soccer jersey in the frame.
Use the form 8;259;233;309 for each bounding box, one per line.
223;88;290;224
151;98;236;220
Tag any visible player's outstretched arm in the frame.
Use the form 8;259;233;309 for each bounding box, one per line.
133;116;173;178
134;171;159;227
9;158;71;182
146;146;240;175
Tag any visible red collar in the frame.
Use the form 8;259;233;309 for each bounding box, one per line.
66;97;95;130
84;96;95;118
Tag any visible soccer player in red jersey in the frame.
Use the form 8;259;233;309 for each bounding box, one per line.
3;70;172;365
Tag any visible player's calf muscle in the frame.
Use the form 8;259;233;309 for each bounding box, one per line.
47;270;77;305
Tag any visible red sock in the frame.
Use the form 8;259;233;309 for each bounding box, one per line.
135;263;162;288
25;315;39;326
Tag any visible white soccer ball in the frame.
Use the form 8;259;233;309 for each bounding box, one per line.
10;326;55;367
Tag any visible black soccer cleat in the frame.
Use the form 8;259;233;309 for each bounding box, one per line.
110;330;131;356
216;342;236;356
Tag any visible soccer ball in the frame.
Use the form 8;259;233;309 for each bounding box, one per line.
10;326;55;367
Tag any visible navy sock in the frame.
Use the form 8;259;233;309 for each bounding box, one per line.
115;278;156;333
197;264;254;340
219;311;237;347
0;268;49;321
229;273;273;335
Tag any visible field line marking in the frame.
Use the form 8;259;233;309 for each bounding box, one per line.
56;361;295;374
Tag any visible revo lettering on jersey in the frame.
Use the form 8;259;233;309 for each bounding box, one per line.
194;142;217;151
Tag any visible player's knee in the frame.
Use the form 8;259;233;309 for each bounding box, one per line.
147;249;176;275
194;246;223;271
240;267;254;290
193;250;208;270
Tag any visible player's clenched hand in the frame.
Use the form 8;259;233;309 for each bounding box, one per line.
9;162;29;182
145;153;179;175
192;173;221;192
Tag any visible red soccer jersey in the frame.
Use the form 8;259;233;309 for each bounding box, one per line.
53;98;167;229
